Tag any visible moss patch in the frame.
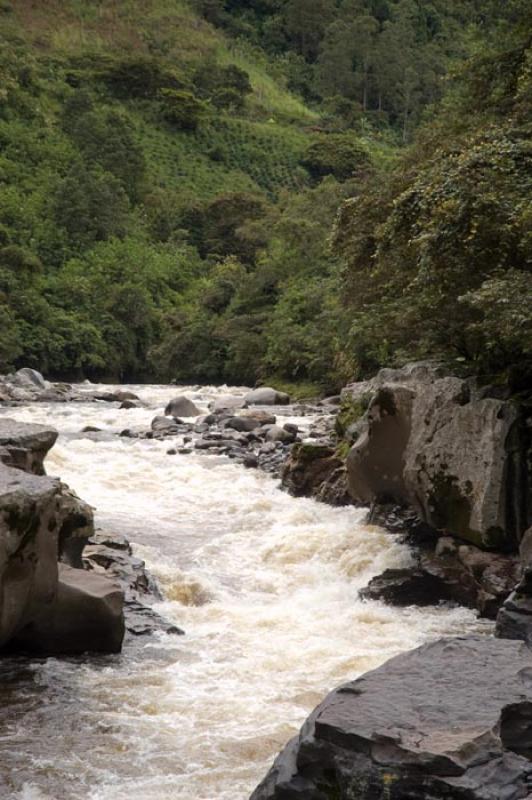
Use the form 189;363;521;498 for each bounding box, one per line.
335;394;371;439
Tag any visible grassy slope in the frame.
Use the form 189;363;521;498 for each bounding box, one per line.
4;0;320;201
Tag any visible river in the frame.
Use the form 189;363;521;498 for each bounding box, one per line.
0;384;488;800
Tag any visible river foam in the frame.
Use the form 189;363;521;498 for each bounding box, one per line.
0;384;489;800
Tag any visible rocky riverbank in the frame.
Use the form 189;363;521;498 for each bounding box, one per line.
0;411;180;655
252;361;532;800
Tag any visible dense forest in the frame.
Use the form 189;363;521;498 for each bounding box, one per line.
0;0;530;392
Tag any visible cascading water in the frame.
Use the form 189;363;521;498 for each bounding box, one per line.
0;385;489;800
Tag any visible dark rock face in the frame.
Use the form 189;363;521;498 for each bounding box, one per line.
282;442;352;506
361;525;520;618
344;363;530;550
13;564;124;655
0;418;58;475
497;529;532;641
83;530;183;638
251;636;532;800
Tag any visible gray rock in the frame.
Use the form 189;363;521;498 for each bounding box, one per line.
13;367;47;390
120;399;142;409
252;636;532;800
345;363;529;549
151;415;182;433
497;563;532;642
210;394;246;412
225;410;278;432
0;418;57;475
244;387;290;406
164;395;201;418
0;422;125;655
13;564;124;655
263;424;296;444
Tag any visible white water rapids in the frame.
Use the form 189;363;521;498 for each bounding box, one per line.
0;384;488;800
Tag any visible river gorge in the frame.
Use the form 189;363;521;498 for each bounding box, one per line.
0;383;490;800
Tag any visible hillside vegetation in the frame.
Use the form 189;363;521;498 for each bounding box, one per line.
0;0;530;390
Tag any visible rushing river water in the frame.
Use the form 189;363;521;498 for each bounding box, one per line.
0;384;488;800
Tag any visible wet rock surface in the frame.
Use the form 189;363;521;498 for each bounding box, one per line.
83;530;184;638
252;636;532;800
138;402;335;477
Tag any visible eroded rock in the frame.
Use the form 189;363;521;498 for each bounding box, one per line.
0;418;57;475
252;636;532;800
344;363;530;550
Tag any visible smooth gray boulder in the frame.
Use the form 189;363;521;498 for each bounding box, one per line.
164;395;201;417
244;387;290;406
252;636;532;800
13;564;124;654
0;417;57;475
12;367;47;390
344;363;529;550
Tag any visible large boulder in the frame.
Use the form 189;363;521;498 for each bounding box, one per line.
244;387;290;406
252;636;532;800
0;417;57;475
164;395;201;417
0;421;125;655
12;367;47;390
13;564;124;654
344;363;530;550
0;463;61;647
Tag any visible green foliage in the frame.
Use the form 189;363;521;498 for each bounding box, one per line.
95;55;184;98
0;0;528;396
335;4;532;385
302;134;371;181
54;165;130;249
159;89;207;130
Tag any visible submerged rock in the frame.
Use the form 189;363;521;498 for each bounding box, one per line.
252;636;532;800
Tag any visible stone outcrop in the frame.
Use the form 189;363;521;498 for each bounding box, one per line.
281;442;352;506
13;564;124;654
83;530;184;637
252;636;532;800
0;419;126;655
497;527;532;641
343;363;530;551
0;418;58;475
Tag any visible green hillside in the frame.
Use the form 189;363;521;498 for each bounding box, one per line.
1;0;528;391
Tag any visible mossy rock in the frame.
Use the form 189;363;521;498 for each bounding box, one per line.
335;394;372;439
